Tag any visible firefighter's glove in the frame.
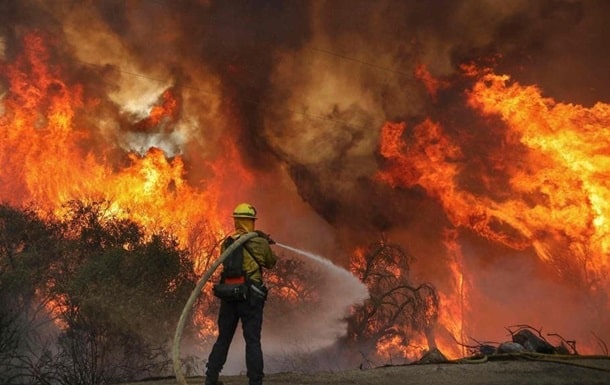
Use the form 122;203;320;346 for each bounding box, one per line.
256;230;276;245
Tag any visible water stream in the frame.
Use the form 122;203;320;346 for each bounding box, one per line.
275;242;366;286
274;242;369;320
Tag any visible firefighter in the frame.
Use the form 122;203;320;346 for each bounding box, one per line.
205;203;277;385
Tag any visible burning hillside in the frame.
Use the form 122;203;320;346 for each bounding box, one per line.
1;0;610;374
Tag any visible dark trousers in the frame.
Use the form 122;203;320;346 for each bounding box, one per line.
206;298;265;385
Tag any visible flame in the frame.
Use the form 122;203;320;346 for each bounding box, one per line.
414;63;449;99
465;69;610;285
377;65;610;355
439;229;469;358
378;74;610;287
0;32;251;272
375;333;426;362
138;89;179;130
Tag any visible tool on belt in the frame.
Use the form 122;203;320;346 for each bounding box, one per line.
212;234;267;302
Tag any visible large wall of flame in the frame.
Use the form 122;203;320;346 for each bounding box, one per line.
2;0;610;355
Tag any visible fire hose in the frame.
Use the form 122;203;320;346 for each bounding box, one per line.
453;352;610;372
172;231;259;385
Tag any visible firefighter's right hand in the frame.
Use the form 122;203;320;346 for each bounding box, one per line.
256;230;276;245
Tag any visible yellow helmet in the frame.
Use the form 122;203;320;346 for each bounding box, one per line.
232;203;257;219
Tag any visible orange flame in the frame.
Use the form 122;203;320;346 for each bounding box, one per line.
0;32;251;273
439;229;469;358
465;70;610;286
378;73;610;287
133;89;179;132
414;63;449;99
377;65;610;355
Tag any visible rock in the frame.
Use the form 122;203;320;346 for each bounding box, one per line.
415;347;449;364
554;342;572;355
479;344;497;355
512;329;556;354
497;341;525;354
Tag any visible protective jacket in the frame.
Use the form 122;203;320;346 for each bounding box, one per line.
224;220;276;284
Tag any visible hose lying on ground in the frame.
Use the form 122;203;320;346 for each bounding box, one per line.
172;231;259;385
453;352;610;372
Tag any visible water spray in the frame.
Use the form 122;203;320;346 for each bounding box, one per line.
272;242;369;351
275;242;364;287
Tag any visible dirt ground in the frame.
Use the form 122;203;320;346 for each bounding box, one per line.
123;355;610;385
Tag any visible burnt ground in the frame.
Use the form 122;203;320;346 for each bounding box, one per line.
121;355;610;385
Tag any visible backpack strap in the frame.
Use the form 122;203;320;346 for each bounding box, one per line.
243;242;263;280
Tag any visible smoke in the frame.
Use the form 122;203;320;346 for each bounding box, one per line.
261;0;610;236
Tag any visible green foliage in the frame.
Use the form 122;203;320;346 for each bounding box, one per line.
0;204;56;298
47;201;197;383
64;232;195;343
0;201;198;384
0;204;58;383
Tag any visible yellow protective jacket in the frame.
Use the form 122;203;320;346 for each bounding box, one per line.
224;228;277;284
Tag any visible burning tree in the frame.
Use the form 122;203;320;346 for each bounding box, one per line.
347;238;439;364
